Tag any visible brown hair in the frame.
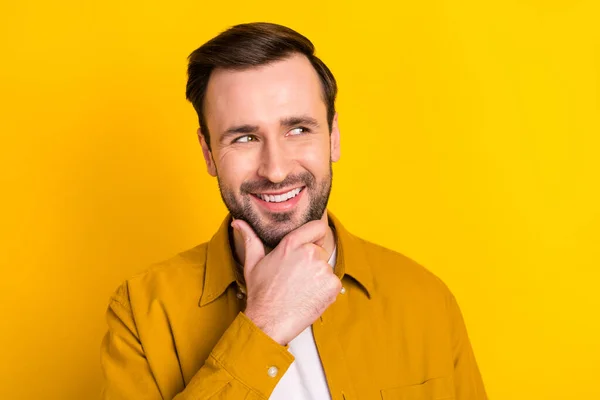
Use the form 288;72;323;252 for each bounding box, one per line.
185;22;338;151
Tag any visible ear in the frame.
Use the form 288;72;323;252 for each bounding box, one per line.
198;128;217;177
330;113;341;162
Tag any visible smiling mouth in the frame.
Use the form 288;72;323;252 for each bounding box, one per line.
251;187;305;203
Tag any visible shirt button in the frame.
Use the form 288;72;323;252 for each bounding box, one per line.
267;366;278;377
340;286;346;294
236;292;244;299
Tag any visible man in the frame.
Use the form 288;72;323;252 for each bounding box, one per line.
101;22;487;400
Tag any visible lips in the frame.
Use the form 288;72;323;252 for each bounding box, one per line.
253;187;304;203
250;186;305;212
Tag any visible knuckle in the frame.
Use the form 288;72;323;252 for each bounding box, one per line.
305;245;318;260
327;293;337;304
286;235;298;249
280;236;296;253
328;276;342;293
333;278;342;291
316;222;328;237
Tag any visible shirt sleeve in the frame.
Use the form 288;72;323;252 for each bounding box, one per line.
447;293;488;400
100;285;295;400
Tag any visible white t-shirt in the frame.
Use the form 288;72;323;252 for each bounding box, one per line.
269;245;337;400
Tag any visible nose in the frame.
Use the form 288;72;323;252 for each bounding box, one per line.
257;139;292;183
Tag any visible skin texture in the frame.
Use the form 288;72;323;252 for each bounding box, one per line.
198;53;342;344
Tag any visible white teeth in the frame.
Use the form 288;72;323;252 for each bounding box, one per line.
257;187;302;203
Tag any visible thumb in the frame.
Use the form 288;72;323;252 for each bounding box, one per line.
231;219;265;276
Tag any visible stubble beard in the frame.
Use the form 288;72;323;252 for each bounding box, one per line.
217;165;333;249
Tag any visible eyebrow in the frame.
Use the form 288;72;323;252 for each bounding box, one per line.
220;115;321;143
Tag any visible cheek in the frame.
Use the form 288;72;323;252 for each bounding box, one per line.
217;150;257;188
296;141;330;175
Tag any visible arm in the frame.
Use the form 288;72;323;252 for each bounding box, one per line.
100;285;294;400
448;293;488;400
101;217;336;399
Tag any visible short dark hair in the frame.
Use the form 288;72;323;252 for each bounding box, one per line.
185;22;338;151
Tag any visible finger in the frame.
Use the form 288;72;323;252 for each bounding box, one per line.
320;210;328;223
302;242;330;262
282;219;328;248
313;211;330;248
231;219;265;276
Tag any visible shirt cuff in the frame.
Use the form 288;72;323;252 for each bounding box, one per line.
209;312;295;398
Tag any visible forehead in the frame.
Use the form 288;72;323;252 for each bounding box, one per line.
204;53;326;134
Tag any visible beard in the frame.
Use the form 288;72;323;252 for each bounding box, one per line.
217;164;333;249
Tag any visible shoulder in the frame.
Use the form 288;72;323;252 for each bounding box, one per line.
358;237;452;301
109;242;209;309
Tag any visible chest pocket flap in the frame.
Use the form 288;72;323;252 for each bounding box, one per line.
380;376;454;400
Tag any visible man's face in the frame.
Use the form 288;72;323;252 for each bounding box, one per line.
200;53;340;248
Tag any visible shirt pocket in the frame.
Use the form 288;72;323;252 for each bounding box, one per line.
380;376;454;400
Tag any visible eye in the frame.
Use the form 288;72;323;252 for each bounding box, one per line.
233;135;257;144
288;127;310;136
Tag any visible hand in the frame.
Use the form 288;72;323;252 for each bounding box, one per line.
232;214;342;345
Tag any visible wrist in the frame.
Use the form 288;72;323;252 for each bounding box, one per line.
244;308;286;345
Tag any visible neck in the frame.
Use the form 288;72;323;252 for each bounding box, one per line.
231;211;336;267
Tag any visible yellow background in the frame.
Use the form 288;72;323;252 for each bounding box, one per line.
1;0;599;399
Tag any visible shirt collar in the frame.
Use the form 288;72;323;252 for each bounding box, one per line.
199;210;373;307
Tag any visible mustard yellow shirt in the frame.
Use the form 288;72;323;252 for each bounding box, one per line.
101;211;487;400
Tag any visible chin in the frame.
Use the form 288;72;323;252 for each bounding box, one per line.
255;213;305;247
